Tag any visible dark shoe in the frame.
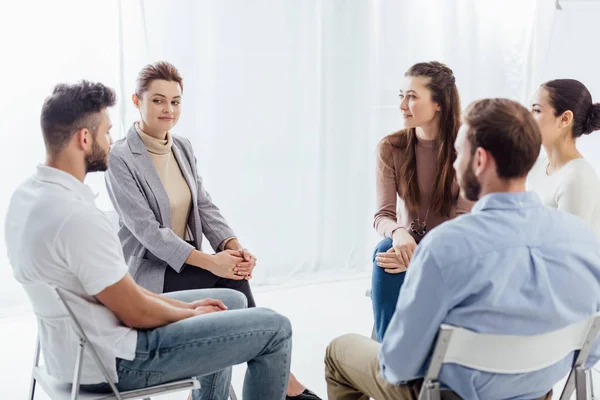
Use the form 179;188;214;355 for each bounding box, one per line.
286;389;322;400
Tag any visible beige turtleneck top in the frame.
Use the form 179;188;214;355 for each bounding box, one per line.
135;123;192;240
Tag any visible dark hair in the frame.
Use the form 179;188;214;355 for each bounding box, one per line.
542;79;600;138
380;61;461;217
135;61;183;96
464;98;541;179
40;80;116;153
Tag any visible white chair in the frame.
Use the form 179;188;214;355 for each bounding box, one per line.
25;283;200;400
419;314;600;400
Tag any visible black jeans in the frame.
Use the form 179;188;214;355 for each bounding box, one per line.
163;263;256;308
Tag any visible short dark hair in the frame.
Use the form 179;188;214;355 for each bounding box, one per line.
40;81;116;153
464;98;541;179
135;61;183;96
542;79;600;138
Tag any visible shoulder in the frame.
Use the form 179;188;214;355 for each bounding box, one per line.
172;134;193;148
565;159;600;182
108;137;129;159
172;134;195;157
377;130;407;161
415;212;487;272
59;207;114;240
558;159;600;193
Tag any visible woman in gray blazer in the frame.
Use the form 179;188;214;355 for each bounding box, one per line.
105;61;321;400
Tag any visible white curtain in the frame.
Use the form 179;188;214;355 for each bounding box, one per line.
0;0;122;313
0;0;568;312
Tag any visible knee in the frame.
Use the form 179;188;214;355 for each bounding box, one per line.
373;238;393;260
255;308;292;339
230;290;248;310
325;333;363;370
219;289;248;310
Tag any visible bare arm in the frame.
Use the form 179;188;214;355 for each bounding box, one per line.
138;286;193;309
223;238;243;251
96;274;196;329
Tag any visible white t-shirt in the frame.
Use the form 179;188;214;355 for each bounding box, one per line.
527;154;600;239
4;165;137;384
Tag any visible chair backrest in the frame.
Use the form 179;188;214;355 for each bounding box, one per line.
22;282;70;320
426;313;600;379
24;282;124;397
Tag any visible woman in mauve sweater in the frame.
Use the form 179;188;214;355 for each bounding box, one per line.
372;62;473;342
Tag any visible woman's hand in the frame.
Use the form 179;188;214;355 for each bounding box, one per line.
234;248;257;280
375;247;407;274
376;228;417;274
207;250;245;280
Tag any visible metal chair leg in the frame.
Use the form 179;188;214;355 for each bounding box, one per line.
29;337;41;400
71;339;86;400
418;381;441;400
229;384;238;400
575;367;589;400
561;369;575;400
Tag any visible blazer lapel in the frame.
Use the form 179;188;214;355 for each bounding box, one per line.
126;125;173;229
172;142;198;209
172;140;202;245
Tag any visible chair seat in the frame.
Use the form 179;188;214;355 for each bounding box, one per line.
33;366;199;400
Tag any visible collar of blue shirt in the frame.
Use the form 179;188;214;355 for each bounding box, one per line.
34;165;97;204
472;191;541;213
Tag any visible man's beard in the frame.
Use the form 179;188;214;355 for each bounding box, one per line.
85;136;108;173
461;162;481;202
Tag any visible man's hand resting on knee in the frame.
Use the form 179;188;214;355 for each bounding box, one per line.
189;298;228;315
96;274;228;329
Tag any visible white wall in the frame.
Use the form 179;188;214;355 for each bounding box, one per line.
0;0;122;313
540;6;600;169
2;0;599;314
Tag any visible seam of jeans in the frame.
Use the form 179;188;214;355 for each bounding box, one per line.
117;363;163;388
207;371;218;398
151;328;283;355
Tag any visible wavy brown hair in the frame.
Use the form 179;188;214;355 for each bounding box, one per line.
380;61;461;217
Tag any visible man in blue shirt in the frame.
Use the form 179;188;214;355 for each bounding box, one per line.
325;98;600;400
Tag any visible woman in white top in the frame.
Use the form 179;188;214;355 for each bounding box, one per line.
527;79;600;238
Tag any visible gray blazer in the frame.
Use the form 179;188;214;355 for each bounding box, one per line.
105;125;235;293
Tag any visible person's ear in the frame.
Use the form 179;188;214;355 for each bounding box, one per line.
472;147;488;177
132;93;140;109
73;128;92;151
558;110;574;129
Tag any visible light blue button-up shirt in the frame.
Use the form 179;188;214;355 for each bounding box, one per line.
380;192;600;400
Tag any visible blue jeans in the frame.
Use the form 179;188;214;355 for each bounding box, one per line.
371;238;407;342
83;288;292;400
